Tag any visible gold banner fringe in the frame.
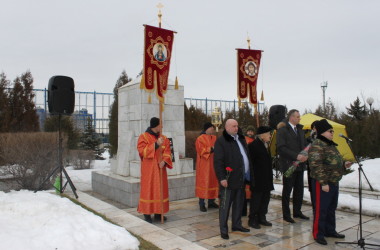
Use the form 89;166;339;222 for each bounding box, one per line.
174;76;179;90
148;93;152;104
154;70;158;88
238;98;241;108
260;90;264;101
140;74;145;89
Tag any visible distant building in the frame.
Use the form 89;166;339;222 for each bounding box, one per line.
36;107;47;131
72;108;93;132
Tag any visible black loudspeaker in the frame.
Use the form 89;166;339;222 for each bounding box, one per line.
48;76;75;114
269;105;287;129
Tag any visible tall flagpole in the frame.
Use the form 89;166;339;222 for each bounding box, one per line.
157;2;165;224
247;35;260;127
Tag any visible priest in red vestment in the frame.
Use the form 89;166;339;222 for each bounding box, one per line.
137;117;173;223
195;122;219;212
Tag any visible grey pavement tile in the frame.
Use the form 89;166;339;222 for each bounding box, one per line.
181;230;220;242
258;240;276;248
81;190;380;250
240;235;268;245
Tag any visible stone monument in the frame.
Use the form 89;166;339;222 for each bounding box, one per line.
92;77;194;207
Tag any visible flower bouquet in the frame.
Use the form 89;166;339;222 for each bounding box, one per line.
284;144;311;178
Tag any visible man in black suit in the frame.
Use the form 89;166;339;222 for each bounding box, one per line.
277;109;309;223
214;119;251;240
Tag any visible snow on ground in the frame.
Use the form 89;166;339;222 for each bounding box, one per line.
339;158;380;191
300;158;380;192
65;151;112;191
0;190;139;250
273;184;380;217
0;151;139;250
272;158;380;216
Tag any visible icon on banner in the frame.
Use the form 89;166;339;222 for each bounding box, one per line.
153;43;167;62
244;61;257;76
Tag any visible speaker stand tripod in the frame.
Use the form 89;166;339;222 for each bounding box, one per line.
35;114;78;198
335;137;378;249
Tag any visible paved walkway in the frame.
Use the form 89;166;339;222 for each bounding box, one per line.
76;191;380;250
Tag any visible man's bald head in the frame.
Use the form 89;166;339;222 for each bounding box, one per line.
225;119;239;136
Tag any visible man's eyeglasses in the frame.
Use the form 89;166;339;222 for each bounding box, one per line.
328;130;334;133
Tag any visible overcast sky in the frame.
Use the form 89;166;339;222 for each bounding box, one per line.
1;0;379;113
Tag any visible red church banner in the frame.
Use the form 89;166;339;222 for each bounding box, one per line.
237;49;262;104
143;25;174;101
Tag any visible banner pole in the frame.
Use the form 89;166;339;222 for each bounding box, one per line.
158;3;164;224
159;101;164;224
255;103;260;127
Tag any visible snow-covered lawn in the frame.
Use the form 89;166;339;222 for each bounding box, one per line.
0;151;139;250
0;190;139;250
274;158;380;216
65;151;112;191
340;158;380;191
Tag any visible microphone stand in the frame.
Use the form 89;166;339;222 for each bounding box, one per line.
335;137;379;248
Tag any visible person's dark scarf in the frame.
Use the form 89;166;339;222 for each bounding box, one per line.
317;134;338;146
146;127;160;138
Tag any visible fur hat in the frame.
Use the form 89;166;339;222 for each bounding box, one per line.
311;120;318;130
150;117;160;128
203;122;215;131
246;125;255;132
315;119;333;135
256;126;272;135
276;121;287;130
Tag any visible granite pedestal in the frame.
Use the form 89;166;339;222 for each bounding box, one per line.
92;78;195;207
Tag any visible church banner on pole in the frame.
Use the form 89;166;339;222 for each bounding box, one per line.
236;49;262;104
142;25;174;102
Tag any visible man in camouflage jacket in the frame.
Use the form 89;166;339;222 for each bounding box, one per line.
308;119;353;246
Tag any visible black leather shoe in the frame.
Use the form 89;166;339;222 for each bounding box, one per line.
294;213;310;220
208;202;219;209
325;232;345;238
284;217;295;223
232;226;250;232
259;220;272;226
153;214;167;221
144;214;152;223
221;233;229;240
200;205;207;212
248;221;261;229
315;237;327;245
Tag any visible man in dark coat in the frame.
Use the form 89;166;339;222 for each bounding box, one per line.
277;109;309;223
214;119;251;240
248;126;274;229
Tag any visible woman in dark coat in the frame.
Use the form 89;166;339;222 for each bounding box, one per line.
248;126;274;229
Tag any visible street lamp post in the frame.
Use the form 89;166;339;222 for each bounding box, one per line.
366;97;374;114
320;81;328;110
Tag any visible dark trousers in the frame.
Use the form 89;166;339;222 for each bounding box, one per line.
282;170;304;217
311;179;339;240
249;190;270;221
199;198;215;206
219;187;244;234
307;168;315;213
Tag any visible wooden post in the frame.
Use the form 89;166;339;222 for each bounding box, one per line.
255;103;260;127
157;2;164;224
159;101;164;224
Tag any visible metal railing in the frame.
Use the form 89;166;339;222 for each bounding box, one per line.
33;89;113;134
184;97;266;116
31;89;265;134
